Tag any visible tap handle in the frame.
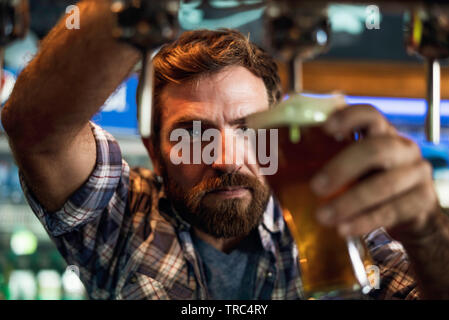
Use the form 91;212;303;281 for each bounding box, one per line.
0;0;29;47
110;0;179;51
264;0;330;62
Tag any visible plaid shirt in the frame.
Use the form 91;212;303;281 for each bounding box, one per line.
20;123;420;300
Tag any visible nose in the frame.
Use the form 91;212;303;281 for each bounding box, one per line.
211;159;241;174
210;129;242;174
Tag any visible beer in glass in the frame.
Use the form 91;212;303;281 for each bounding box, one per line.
247;94;372;299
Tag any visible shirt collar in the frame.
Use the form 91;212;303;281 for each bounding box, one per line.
261;195;285;234
157;196;191;232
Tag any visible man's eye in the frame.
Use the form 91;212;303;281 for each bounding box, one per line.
237;126;249;133
186;127;201;139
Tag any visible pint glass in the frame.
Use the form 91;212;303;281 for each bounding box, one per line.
247;94;372;299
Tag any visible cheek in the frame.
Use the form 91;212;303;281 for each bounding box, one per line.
166;163;205;189
161;142;208;189
243;161;261;180
246;163;267;189
234;136;263;179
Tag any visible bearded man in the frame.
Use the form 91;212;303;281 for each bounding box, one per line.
2;1;449;300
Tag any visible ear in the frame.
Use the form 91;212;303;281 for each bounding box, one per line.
142;136;162;176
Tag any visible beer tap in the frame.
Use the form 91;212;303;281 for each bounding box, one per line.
264;1;331;94
0;0;29;96
111;0;179;138
405;4;449;145
263;0;448;145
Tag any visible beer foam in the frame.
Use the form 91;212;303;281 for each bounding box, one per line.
246;93;346;129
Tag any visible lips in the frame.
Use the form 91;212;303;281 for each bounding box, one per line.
203;186;251;199
208;186;249;193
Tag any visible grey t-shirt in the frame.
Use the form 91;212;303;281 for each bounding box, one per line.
192;229;263;300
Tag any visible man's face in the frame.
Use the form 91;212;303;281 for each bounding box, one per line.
153;66;271;238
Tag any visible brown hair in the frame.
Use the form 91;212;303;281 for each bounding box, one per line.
149;28;282;148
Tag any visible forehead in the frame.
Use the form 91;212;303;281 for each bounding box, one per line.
160;66;269;127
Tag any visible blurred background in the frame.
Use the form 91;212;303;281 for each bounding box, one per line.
0;0;448;300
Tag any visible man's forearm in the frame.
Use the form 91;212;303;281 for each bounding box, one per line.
1;0;140;152
399;211;449;299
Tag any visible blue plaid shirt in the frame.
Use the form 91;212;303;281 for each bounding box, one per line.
19;123;420;300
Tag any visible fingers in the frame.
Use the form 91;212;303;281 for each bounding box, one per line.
312;104;439;239
311;135;422;197
316;160;433;226
323;104;397;139
335;181;438;237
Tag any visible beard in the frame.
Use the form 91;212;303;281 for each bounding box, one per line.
161;168;271;239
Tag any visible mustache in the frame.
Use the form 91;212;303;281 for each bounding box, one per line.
190;173;262;197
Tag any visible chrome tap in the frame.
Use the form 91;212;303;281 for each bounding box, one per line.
405;4;449;144
0;0;29;95
111;0;179;138
264;0;331;93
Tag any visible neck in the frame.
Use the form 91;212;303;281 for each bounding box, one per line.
193;228;246;254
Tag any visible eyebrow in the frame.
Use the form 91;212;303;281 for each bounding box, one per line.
168;116;216;130
167;115;248;130
229;118;247;126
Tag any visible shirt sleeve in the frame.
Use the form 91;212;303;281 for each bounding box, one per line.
365;228;420;300
20;122;132;299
